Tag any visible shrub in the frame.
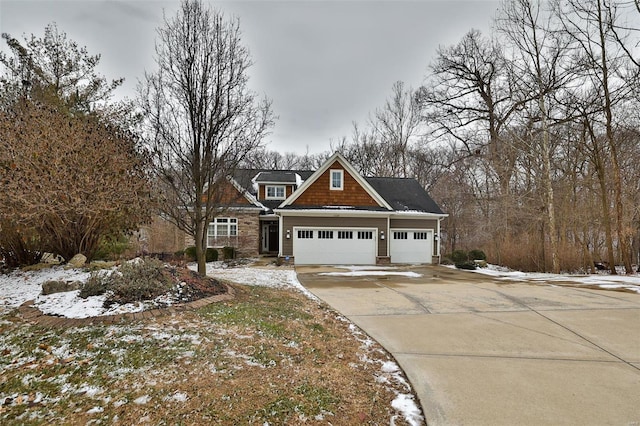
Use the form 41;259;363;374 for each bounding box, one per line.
0;220;43;268
106;258;173;306
450;250;469;263
79;258;173;306
93;234;131;261
222;246;235;260
79;272;110;298
185;246;196;261
455;261;477;270
185;246;218;262
468;249;487;261
206;248;218;262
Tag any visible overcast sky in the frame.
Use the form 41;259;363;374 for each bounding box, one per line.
0;0;500;155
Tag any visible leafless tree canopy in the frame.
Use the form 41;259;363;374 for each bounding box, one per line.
139;0;274;275
250;0;640;274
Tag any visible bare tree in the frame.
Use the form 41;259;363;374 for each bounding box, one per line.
557;0;638;273
139;0;274;275
496;0;576;273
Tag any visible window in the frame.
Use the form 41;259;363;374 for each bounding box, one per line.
393;231;408;240
337;231;353;239
414;232;429;240
208;218;238;247
330;169;343;190
358;231;373;240
297;230;313;239
318;230;334;239
266;185;286;200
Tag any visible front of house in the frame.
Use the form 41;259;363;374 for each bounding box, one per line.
212;152;447;265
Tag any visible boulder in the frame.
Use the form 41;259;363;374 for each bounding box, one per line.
41;253;63;264
42;280;81;295
68;254;87;268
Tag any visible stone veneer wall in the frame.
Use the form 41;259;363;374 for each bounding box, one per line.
136;216;187;255
143;211;261;258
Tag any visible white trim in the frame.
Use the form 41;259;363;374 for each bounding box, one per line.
278;214;284;258
265;184;286;200
278;152;393;210
329;169;344;190
227;176;269;211
276;209;393;218
275;208;447;220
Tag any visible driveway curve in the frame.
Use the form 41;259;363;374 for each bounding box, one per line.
296;265;640;426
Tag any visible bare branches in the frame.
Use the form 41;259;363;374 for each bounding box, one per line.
139;0;274;275
0;101;154;261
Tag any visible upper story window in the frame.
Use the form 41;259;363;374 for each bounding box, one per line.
330;169;343;190
265;185;286;200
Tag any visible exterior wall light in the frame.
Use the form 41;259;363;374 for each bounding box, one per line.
380;230;385;240
286;230;291;239
434;233;439;241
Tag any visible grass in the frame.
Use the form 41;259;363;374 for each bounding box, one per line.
0;284;416;425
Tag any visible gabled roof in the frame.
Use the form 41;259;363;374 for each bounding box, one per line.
366;177;444;214
278;152;393;210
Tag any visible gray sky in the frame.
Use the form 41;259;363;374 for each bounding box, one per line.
0;0;499;154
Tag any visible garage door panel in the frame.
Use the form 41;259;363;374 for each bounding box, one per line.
294;228;376;265
390;229;433;264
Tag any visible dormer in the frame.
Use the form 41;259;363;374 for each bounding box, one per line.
253;171;300;201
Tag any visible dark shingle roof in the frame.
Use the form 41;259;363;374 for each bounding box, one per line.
254;171;296;183
366;177;444;214
231;169;443;215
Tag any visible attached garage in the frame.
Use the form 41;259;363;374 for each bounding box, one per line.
293;227;377;265
390;229;433;264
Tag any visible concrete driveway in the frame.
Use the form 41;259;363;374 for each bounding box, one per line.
296;265;640;426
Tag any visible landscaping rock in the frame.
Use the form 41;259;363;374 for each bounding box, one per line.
68;254;87;268
42;280;82;295
41;253;63;264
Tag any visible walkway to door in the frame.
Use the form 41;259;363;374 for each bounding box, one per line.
296;265;640;426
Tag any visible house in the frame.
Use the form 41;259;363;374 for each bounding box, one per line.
215;152;447;265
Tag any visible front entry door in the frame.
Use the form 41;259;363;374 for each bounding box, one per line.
262;223;279;253
268;224;279;252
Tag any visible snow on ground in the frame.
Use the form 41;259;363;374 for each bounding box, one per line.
457;264;640;294
192;261;320;301
0;261;422;426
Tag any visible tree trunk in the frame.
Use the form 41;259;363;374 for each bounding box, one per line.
539;96;560;274
595;0;632;274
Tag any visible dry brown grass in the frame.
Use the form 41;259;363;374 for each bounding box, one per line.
1;284;418;425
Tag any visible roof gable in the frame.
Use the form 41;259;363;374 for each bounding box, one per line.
279;152;392;210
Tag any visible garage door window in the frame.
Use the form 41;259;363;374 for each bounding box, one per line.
318;230;334;239
298;230;313;239
338;231;353;239
393;231;408;240
358;231;373;239
414;232;429;240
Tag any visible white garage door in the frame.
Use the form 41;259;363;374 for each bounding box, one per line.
390;229;433;264
293;228;376;265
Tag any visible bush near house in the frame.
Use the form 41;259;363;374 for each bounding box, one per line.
185;246;218;262
468;249;487;261
446;249;486;270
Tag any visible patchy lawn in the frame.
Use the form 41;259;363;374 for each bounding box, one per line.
1;280;422;425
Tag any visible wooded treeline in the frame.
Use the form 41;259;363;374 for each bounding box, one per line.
243;0;640;274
